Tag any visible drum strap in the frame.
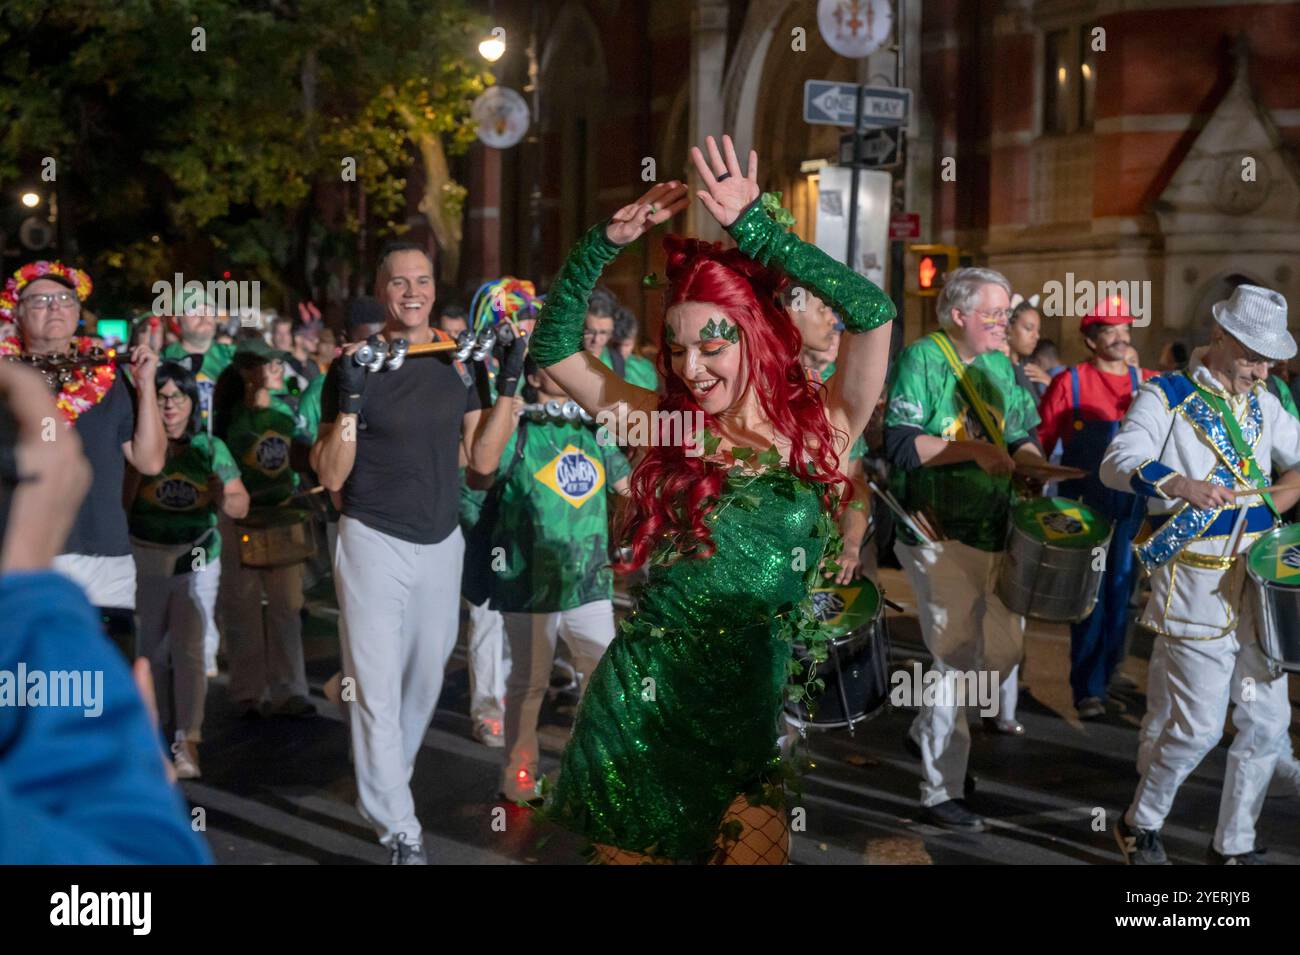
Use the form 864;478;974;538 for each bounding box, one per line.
1187;377;1279;522
929;331;1005;448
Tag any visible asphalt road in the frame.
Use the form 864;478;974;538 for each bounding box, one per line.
186;567;1300;865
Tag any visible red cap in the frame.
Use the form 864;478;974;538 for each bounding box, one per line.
1079;295;1133;331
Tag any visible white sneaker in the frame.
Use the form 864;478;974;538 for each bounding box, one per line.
171;741;201;780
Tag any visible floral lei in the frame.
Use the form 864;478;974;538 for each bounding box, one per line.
0;335;116;424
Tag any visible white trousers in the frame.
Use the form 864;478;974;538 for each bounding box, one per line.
134;558;220;742
53;553;137;610
465;598;510;722
500;599;614;795
897;538;1025;807
1128;629;1290;855
1000;663;1020;722
224;554;308;706
335;516;464;846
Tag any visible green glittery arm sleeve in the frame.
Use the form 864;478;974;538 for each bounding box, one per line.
528;222;624;367
726;195;896;333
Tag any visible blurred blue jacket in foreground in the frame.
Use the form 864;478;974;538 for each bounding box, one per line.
0;571;211;864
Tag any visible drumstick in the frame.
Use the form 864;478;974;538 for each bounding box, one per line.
1233;478;1300;498
866;478;935;545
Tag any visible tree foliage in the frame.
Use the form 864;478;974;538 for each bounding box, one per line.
0;0;491;308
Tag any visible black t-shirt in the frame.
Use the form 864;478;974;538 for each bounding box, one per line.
65;375;136;557
321;352;488;544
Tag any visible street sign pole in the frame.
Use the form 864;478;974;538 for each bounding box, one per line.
846;85;864;273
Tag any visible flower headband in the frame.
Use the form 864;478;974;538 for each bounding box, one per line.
0;260;93;322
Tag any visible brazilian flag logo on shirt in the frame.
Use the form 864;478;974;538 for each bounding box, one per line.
534;445;605;508
245;432;290;475
145;476;204;511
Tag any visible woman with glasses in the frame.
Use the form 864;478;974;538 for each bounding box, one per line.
128;362;250;779
0;260;164;656
212;338;316;719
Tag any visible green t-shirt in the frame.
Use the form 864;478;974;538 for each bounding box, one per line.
129;433;241;568
1269;374;1299;420
296;373;326;442
600;347;659;391
160;341;236;429
487;419;630;613
224;399;309;506
885;335;1040;551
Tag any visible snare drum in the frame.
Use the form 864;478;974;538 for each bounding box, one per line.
997;497;1112;622
236;507;317;568
1245;525;1300;673
784;580;891;733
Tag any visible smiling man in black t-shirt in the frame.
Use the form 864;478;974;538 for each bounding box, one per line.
312;243;522;865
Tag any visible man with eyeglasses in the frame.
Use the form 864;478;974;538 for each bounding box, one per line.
160;289;236;435
883;266;1044;833
1103;285;1300;866
0;261;164;655
584;287;657;391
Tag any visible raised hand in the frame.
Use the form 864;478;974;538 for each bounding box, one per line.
605;181;690;247
690;134;760;228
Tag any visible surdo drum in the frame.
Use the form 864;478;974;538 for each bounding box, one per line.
784;580;891;733
1246;525;1300;673
997;497;1113;623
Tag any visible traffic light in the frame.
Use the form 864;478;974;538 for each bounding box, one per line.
907;244;959;298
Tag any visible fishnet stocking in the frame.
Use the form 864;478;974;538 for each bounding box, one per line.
589;843;676;865
588;793;790;865
711;793;790;865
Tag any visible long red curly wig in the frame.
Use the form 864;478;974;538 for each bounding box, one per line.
615;234;849;571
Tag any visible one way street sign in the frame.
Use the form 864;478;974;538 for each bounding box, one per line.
804;81;911;130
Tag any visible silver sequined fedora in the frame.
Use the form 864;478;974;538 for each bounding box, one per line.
1212;284;1295;361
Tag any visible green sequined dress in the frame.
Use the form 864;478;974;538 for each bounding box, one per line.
548;468;832;860
530;193;895;862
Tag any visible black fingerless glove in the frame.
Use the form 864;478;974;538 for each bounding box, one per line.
336;342;371;414
494;330;529;398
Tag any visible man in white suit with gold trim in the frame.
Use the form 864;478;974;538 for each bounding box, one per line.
1101;284;1300;865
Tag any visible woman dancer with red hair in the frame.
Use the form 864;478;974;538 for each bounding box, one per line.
531;136;894;863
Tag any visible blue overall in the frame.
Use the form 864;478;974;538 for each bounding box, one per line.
1059;365;1143;705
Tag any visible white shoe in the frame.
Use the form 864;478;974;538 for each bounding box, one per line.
171;741;201;780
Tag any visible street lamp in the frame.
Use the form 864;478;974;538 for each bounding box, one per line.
479;30;505;63
20;191;39;208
